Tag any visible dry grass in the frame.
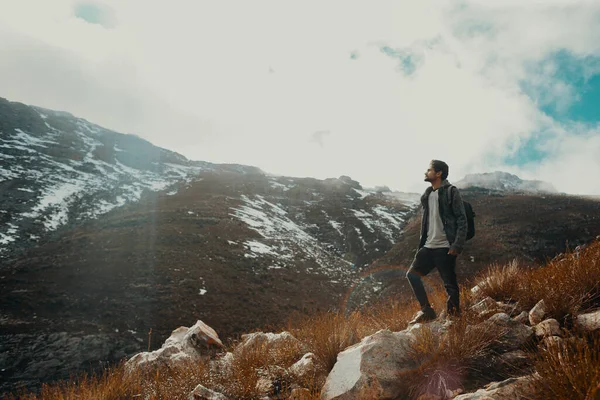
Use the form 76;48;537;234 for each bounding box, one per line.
474;259;523;302
288;311;362;374
475;240;600;324
527;333;600;400
7;240;600;400
400;314;510;399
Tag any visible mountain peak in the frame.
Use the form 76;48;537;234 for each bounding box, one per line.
455;171;557;193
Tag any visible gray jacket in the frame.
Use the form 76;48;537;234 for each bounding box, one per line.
418;179;468;253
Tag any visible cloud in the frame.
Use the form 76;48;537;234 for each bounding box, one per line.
310;130;331;147
0;0;599;194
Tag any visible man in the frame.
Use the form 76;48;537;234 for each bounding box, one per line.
407;160;468;324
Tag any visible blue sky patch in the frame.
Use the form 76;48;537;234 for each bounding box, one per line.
523;50;600;124
380;46;421;76
74;2;116;28
508;50;600;166
503;133;553;166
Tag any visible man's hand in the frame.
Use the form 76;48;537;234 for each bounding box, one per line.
448;248;459;256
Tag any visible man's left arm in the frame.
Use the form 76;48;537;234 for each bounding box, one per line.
449;187;467;255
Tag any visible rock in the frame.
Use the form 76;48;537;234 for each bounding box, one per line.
470;284;484;301
576;309;600;332
495;302;518;316
513;311;529;324
528;300;546;325
289;387;312;399
209;352;234;377
189;384;229;400
534;319;561;338
496;350;530;371
476;313;534;352
126;320;222;370
407;322;446;337
237;331;301;355
471;297;497;315
454;376;533;399
289;353;318;382
255;377;272;395
320;329;417;400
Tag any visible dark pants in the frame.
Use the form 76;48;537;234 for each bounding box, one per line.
406;247;460;315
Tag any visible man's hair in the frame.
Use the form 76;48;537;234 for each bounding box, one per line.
430;159;449;180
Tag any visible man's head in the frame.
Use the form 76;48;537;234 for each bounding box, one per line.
424;159;449;184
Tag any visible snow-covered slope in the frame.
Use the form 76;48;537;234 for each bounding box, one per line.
455;171;557;193
0;98;227;257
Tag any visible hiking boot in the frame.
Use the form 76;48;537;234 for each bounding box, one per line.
409;307;437;325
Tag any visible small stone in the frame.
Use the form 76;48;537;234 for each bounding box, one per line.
534;319;561;338
470;284;484;300
255;377;272;395
513;311;529;324
528;300;546;325
189;384;228;400
576;310;600;332
471;297;496;314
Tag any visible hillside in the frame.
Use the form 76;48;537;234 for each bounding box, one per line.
0;170;417;394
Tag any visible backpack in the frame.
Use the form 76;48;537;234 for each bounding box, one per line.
446;186;476;241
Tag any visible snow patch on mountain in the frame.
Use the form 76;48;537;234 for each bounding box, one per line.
455;171;557;193
0;112;205;257
230;195;353;278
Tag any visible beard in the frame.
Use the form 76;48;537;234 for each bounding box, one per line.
424;177;431;182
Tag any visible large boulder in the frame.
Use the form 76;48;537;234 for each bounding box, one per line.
454;376;533;399
126;320;223;369
320;329;418;400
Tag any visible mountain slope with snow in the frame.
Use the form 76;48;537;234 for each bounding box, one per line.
0;97;260;259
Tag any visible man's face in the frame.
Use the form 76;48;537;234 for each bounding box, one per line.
424;165;441;182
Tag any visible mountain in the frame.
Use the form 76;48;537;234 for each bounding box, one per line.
0;97;267;261
0;97;420;394
454;171;557;193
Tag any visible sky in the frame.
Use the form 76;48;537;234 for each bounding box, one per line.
0;0;599;195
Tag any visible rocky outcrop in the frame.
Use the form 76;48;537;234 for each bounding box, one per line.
126;320;222;370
